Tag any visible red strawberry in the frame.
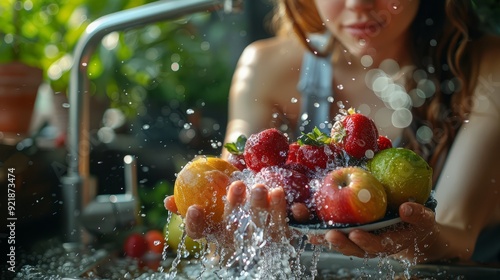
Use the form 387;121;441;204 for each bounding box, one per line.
283;162;312;178
255;166;311;205
243;128;289;172
331;108;378;159
377;135;393;151
297;145;330;171
295;127;339;171
224;135;247;170
286;142;300;164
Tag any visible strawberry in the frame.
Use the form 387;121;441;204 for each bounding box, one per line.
295;127;340;171
283;162;312;178
254;166;311;205
243;128;289;172
224;135;247;170
377;135;393;151
286;142;300;164
331;108;379;159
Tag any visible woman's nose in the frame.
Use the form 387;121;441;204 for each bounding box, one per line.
345;0;375;11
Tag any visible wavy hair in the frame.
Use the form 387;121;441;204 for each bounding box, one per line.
271;0;484;174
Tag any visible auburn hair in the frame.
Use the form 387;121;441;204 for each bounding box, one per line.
270;0;484;175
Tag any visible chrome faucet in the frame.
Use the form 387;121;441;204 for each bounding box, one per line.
61;0;241;245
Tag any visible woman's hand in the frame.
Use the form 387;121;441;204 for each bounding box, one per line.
164;180;294;245
319;202;439;262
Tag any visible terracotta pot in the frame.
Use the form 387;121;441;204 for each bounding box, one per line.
0;62;43;134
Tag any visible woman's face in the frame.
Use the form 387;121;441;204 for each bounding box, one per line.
314;0;420;59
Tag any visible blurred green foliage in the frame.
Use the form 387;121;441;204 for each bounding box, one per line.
1;0;231;117
138;179;173;230
0;0;87;80
88;14;232;118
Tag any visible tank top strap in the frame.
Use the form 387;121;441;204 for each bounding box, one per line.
296;50;334;135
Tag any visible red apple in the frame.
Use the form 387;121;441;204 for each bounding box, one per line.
315;167;387;224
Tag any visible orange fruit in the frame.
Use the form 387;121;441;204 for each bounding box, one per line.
174;156;238;224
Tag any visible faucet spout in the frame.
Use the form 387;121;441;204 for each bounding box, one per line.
61;0;230;245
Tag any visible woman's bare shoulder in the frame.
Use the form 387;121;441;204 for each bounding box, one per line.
237;36;305;70
231;36;305;100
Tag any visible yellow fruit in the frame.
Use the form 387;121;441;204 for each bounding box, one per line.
165;213;202;255
174;156;238;224
368;148;433;210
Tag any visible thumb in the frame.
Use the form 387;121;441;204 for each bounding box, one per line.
399;202;435;229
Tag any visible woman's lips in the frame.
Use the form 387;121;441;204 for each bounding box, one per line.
344;22;384;38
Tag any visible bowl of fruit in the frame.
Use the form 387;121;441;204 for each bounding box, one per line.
173;108;436;235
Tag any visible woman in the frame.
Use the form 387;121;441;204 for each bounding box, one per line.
165;0;500;264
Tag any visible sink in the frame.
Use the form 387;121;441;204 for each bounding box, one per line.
10;237;500;279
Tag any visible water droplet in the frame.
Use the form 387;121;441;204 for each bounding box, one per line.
357;189;371;203
364;149;374;159
337;84;344;90
291;97;298;103
301;113;309;121
186;108;195;114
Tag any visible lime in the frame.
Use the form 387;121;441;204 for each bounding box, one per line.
165;213;203;256
367;148;432;210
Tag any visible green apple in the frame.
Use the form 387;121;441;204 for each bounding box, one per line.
164;213;202;256
368;148;433;210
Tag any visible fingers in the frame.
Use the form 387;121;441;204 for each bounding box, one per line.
164;195;178;214
269;187;288;228
331;203;438;257
184;181;291;242
250;184;270;227
225;181;247;215
325;230;369;258
250;184;269;209
291;202;310;223
185;205;207;239
347;230;394;256
399;202;436;229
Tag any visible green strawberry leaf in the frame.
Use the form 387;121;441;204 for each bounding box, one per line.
224;134;247;155
297;127;332;146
